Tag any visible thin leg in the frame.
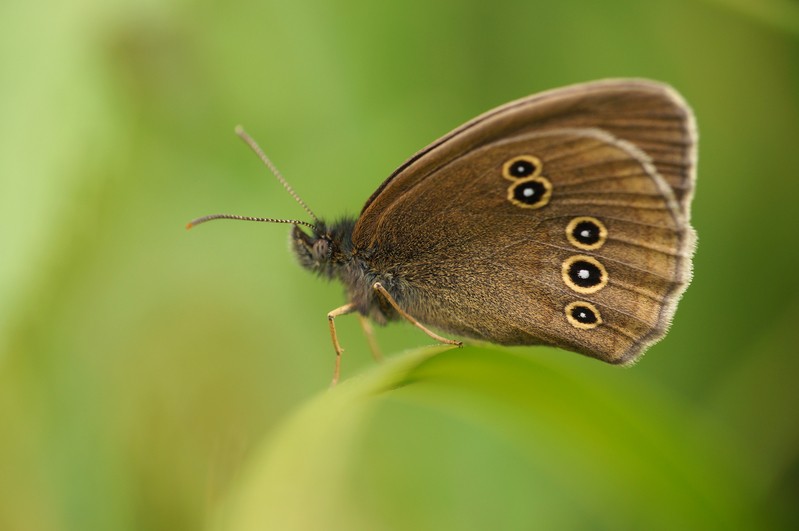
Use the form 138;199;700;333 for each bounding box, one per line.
328;303;356;386
373;282;462;347
357;313;383;362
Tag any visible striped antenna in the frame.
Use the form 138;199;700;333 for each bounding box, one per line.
186;214;315;230
186;126;318;231
235;125;318;222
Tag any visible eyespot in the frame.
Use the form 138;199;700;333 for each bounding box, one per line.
502;155;542;180
507;176;552;209
566;216;607;250
565;301;602;330
562;255;608;294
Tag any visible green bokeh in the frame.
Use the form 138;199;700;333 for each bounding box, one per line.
1;0;798;529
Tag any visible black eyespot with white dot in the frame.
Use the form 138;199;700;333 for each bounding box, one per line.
507;176;552;209
571;304;598;324
568;260;602;287
511;160;535;177
514;180;546;203
566;216;607;250
562;255;608;294
502;155;541;180
565;301;602;330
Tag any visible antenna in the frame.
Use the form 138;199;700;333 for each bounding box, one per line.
235;125;319;223
186;214;315;230
186;126;319;231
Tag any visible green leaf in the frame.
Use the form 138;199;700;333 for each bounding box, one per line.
223;346;766;531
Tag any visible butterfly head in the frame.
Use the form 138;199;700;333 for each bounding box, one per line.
291;218;356;279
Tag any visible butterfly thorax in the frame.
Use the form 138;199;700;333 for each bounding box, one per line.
292;219;403;324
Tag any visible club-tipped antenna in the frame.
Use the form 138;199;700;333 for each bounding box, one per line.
186;214;315;230
234;125;319;223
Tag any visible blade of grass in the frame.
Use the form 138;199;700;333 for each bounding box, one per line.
222;345;767;530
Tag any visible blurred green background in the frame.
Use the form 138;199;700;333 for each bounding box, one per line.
2;0;799;529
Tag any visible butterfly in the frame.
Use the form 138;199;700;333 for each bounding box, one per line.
189;79;696;384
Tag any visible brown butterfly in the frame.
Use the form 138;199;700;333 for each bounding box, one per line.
189;79;696;385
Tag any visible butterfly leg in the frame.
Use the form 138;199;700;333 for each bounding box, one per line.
373;282;462;347
357;313;383;362
328;303;356;386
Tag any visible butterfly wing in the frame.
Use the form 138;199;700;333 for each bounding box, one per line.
357;79;695;233
352;79;696;364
